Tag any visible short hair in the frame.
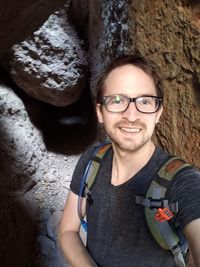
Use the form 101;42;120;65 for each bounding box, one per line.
94;55;163;103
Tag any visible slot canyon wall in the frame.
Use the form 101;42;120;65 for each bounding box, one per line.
0;0;199;266
128;0;200;167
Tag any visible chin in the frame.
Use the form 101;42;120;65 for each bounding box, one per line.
111;135;152;153
112;140;142;152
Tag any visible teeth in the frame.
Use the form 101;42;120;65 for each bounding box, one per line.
121;128;140;133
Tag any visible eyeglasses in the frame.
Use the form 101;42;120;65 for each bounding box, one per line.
99;94;163;114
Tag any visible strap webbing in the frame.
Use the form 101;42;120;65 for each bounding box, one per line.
78;143;112;232
158;220;186;267
158;157;190;180
85;143;112;192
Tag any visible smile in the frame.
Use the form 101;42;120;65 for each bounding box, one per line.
120;127;141;133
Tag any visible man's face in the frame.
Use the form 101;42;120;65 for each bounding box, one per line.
96;64;163;153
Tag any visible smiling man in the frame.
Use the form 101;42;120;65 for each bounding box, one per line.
59;55;200;267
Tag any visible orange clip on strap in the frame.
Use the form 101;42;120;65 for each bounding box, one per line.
155;208;174;222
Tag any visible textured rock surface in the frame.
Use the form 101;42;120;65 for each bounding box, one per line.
128;0;200;168
88;0;132;94
9;7;88;107
0;84;46;189
0;84;78;266
0;0;64;59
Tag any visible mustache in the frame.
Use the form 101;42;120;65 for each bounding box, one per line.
115;120;146;128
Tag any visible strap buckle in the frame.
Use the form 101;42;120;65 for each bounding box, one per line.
155;207;174;222
149;197;168;209
135;196;179;213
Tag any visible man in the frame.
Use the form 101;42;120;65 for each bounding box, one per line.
59;55;200;267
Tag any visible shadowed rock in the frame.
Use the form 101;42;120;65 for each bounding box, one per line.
0;0;64;59
0;82;80;266
8;7;88;107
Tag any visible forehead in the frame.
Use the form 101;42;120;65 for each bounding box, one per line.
103;64;156;96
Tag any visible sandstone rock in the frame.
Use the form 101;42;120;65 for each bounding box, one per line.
128;0;200;168
0;0;64;59
9;7;89;107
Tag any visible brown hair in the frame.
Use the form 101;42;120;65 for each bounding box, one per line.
94;55;163;103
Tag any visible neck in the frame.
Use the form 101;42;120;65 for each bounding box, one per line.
111;141;155;186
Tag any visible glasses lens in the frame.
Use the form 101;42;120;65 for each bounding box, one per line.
135;97;160;113
105;95;128;112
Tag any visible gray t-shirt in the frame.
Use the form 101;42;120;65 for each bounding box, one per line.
70;145;200;267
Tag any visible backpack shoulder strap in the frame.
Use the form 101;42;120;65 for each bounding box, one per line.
78;142;112;231
84;142;112;194
136;156;191;267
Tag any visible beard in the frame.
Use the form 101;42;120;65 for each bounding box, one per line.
104;121;152;153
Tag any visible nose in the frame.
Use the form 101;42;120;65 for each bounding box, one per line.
122;102;140;122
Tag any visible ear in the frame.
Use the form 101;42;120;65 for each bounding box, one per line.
156;105;163;124
96;103;104;124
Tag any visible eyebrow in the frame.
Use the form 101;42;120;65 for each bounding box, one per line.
138;94;158;97
110;94;158;98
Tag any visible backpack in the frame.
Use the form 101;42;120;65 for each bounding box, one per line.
78;142;191;267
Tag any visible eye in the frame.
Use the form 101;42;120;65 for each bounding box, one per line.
108;95;123;104
142;99;150;104
138;97;152;105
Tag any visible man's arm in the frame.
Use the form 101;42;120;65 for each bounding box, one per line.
58;191;98;267
184;218;200;267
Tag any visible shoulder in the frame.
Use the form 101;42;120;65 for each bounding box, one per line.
70;143;112;195
167;164;200;228
167;158;200;195
169;162;200;187
70;144;99;195
77;145;98;166
76;142;112;168
73;144;100;177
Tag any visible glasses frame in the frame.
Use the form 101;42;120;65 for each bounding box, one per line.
99;94;163;114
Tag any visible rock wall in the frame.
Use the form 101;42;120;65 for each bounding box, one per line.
128;0;200;168
0;1;95;266
0;82;78;266
88;0;132;91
